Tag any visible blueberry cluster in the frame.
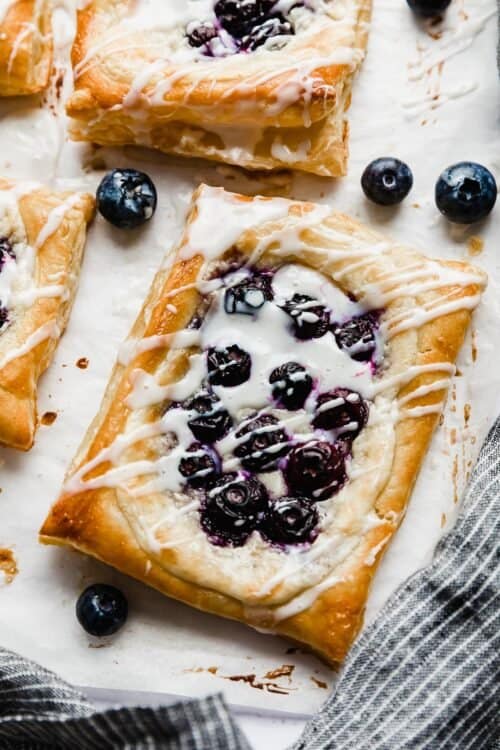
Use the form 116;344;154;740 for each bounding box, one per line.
173;271;374;549
186;0;304;55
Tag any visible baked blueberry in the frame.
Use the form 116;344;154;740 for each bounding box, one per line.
285;440;346;500
313;388;369;438
186;21;218;48
333;312;379;362
435;162;497;224
207;345;252;387
184;390;232;443
76;583;128;637
200;473;269;546
261;496;318;545
96;169;157;229
0;306;8;330
361;158;413;206
0;237;15;269
224;272;273;316
214;0;273;38
269;362;313;410
234;413;289;472
407;0;451;17
282;294;330;340
179;443;219;488
244;16;293;50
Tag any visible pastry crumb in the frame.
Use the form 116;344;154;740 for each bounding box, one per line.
311;676;328;689
0;548;18;584
264;664;295;681
441;513;447;528
41;411;57;426
467;236;484;256
76;357;89;369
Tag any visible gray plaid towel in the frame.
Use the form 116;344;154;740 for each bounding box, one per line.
1;414;500;749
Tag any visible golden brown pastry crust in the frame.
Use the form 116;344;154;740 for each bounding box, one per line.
0;0;52;96
66;0;371;176
0;178;94;450
40;185;485;664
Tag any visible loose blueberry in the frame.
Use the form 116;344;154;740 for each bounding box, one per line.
261;496;318;545
200;473;269;546
407;0;451;17
186;21;218;48
269;362;313;411
313;388;368;439
184;390;232;443
234;413;289;472
285;440;346;501
96;169;157;229
435;162;497;224
224;272;273;316
361;158;413;206
179;443;219;488
282;294;330;340
0;238;15;270
76;583;128;637
207;345;252;387
333;312;379;362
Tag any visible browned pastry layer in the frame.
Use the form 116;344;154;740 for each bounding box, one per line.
0;0;52;96
41;185;485;663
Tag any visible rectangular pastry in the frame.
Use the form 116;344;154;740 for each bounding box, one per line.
0;0;52;96
66;0;371;177
0;179;94;450
40;185;485;663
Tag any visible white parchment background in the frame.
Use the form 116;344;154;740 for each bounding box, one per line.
0;0;498;716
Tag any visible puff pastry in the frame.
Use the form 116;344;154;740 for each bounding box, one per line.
0;0;52;96
66;0;371;177
0;179;94;451
40;185;485;663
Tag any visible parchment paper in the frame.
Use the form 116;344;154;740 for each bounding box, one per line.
0;0;498;716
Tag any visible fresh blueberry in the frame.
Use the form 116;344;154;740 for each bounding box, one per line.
435;162;497;224
184;390;232;443
207;345;252;387
282;294;330;340
285;440;346;501
76;583;128;637
333;312;379;362
179;443;219;488
269;362;313;411
313;388;368;439
186;21;218;48
96;169;157;229
224;272;273;316
0;238;15;270
244;16;293;50
234;413;289;472
200;473;269;546
261;496;318;545
407;0;451;17
361;158;413;206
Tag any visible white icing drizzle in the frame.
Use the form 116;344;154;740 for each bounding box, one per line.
59;187;484;618
33;194;82;251
0;320;60;371
0;0;14;24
